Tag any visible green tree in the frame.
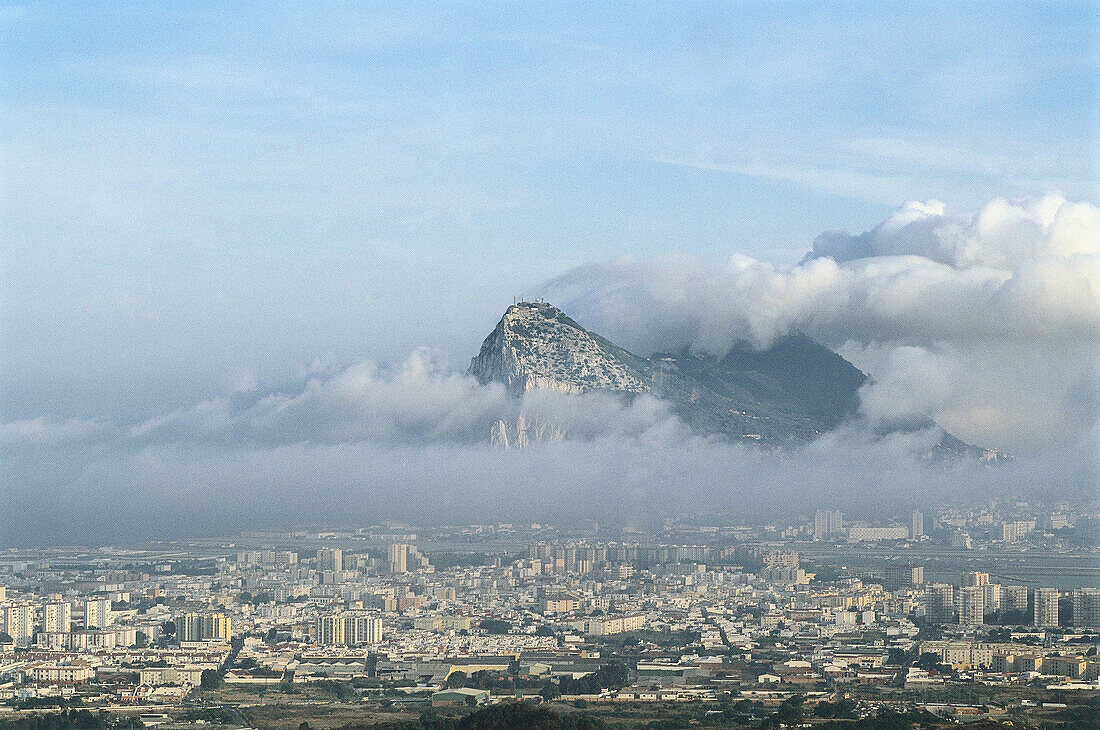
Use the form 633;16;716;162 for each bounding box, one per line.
161;620;176;637
596;661;628;690
445;671;467;688
539;683;562;701
199;669;222;690
451;703;607;730
776;695;805;725
916;652;941;671
479;618;511;634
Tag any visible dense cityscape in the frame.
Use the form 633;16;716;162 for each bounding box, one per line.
0;499;1096;728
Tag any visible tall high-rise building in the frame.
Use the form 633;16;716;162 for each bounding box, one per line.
178;612;231;642
236;551;262;566
42;601;72;633
275;550;298;566
408;544;431;571
910;510;925;539
960;571;989;588
884;564;924;591
529;542;552;561
959;586;986;626
388;543;408;574
1001;520;1036;542
178;613;203;642
202;613;232;642
1;604;35;646
346;614;383;645
1034;588;1060;628
982;584;1001;616
317;548;343;572
1072;588;1100;627
813;510;844;539
1002;585;1029;612
83;598;112;629
315;613;346;646
922;584;955;624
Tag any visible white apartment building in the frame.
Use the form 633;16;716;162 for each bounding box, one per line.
960;571;990;588
83;598;113;629
982;584;1001;615
1001;520;1036;542
178;612;232;642
315;613;346;645
1002;585;1029;612
1;603;35;646
578;613;647;636
43;601;72;633
27;662;93;684
317;548;343;572
387;544;408;574
1072;588;1100;627
813;510;843;539
140;664;216;686
910;510;925;539
1034;588;1060;628
958;586;985;626
346;614;383;645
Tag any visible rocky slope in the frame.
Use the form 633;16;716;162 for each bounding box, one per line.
468;301;651;395
469;301;1006;458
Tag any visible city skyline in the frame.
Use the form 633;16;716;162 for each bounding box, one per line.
0;505;1097;726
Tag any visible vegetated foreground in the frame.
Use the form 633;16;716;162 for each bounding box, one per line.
4;692;1097;730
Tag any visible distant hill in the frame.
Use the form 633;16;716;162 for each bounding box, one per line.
469;301;1007;459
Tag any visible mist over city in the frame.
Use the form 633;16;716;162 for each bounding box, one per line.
0;3;1097;729
3;189;1096;544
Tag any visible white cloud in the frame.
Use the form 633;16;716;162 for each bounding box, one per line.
0;417;106;447
809;193;1099;269
544;195;1099;452
3;407;1092;546
2;194;1095;544
124;349;687;448
855;345;963;429
1;336;1093;545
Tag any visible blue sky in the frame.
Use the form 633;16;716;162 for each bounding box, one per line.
2;1;1096;424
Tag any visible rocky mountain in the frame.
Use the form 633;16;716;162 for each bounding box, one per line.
469;300;649;395
469;301;1006;458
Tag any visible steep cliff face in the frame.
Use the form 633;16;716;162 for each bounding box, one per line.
468;301;650;396
489;415;567;449
468;300;866;443
468;300;1005;458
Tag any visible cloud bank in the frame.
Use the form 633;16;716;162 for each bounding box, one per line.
2;195;1096;546
544;194;1099;453
2;351;1093;546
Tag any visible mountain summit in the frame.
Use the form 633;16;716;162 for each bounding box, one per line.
469;301;1003;457
469;301;650;395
